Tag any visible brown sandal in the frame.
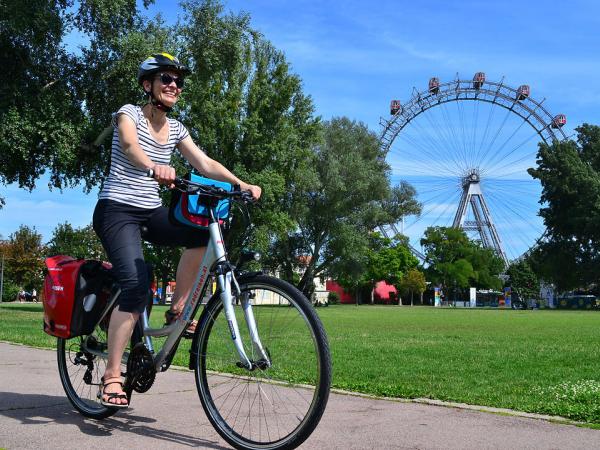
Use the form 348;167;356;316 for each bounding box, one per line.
164;309;197;339
98;376;129;409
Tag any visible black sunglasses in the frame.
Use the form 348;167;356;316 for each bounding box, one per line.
157;72;184;89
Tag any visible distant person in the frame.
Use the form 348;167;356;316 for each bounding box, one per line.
18;289;25;303
32;288;37;303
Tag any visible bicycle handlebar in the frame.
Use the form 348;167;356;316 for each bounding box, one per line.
146;169;256;204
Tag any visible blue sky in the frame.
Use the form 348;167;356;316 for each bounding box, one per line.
2;0;599;259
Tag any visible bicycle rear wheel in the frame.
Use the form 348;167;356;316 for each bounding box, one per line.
57;312;117;419
192;274;331;450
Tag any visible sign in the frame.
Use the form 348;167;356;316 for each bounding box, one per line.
469;287;476;308
434;287;441;307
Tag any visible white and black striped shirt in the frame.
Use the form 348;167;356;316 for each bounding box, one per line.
99;104;190;209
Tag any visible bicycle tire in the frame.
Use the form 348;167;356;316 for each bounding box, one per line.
57;315;118;419
192;274;331;450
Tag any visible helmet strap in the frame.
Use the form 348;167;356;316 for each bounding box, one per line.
144;79;173;113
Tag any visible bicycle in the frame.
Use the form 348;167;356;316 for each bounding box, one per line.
54;175;332;450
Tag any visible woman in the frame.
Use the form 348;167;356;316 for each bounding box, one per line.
93;53;261;407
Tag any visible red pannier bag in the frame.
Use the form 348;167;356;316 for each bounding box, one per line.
43;255;113;338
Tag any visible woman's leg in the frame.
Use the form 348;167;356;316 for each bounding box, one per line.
103;306;140;405
93;200;150;406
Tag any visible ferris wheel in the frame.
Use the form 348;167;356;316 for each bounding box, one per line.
379;73;568;265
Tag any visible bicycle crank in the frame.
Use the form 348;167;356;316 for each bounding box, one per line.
126;342;156;393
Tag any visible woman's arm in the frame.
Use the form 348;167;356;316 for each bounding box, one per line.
178;136;262;199
117;114;175;184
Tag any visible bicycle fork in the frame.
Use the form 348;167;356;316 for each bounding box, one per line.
217;267;271;370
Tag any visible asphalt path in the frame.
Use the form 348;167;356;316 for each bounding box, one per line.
1;342;599;449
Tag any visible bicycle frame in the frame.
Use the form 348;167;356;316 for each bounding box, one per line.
82;200;270;373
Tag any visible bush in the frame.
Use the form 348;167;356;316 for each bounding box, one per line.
1;281;20;303
327;291;340;305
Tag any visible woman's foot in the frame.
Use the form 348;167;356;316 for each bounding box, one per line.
99;376;129;408
165;309;197;338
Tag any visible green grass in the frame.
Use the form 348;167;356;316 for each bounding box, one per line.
2;302;600;423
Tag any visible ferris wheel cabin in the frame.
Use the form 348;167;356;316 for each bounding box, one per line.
516;85;530;101
428;77;440;94
390;100;402;115
473;72;486;89
551;114;567;128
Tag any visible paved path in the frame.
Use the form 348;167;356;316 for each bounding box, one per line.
0;342;599;449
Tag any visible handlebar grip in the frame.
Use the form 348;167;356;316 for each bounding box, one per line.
146;168;155;178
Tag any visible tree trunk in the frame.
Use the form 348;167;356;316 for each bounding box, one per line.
410;290;414;306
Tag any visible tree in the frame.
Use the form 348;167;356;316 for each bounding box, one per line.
47;222;106;260
399;268;427;306
3;226;45;291
270;117;421;296
0;0;158;200
421;227;503;299
527;124;600;290
505;259;539;301
180;0;321;260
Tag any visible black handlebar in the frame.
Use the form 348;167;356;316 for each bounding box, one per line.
146;169;256;204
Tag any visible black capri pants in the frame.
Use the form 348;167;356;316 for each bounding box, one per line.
93;199;210;314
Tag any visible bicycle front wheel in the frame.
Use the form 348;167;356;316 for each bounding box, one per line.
192;274;331;450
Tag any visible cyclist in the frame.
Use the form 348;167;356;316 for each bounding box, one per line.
92;53;261;408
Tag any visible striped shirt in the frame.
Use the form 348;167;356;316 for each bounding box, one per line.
99;104;190;209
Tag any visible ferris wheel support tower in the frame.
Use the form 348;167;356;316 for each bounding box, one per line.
452;169;508;266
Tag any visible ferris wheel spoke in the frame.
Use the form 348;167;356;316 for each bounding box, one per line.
439;101;469;167
482;123;538;171
470;98;480;161
455;100;472;170
420;104;467;172
400;115;465;173
485;134;542;175
404;188;461;231
484;194;541;259
392;134;462;176
475;106;513;169
474;100;497;167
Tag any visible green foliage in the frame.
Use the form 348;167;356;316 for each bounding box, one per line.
421;226;503;292
327;291;340;305
275;117;421;295
528;124;600;290
2;226;45;291
47;222;106;260
399;268;427;305
1;280;19;302
364;234;419;287
505;259;539;300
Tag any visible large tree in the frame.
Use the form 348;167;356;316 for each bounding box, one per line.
271;117;421;296
421;226;504;297
528;124;600;290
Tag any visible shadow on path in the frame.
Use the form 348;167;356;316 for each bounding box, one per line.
0;392;227;449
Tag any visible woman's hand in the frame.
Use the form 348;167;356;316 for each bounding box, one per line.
241;183;262;201
151;164;176;187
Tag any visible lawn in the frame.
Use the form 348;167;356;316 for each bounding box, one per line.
1;302;600;423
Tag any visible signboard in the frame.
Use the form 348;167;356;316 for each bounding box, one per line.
469;287;476;308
